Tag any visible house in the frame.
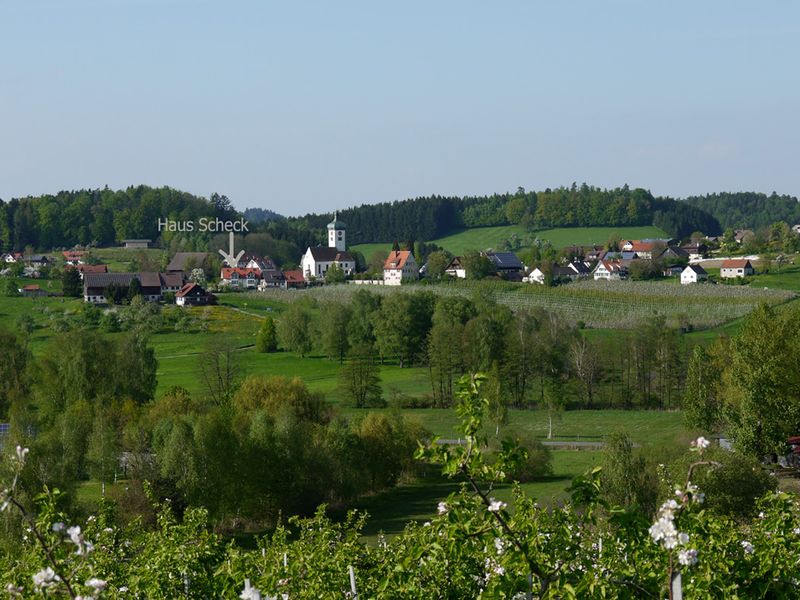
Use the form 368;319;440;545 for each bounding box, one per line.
444;256;466;279
159;272;185;295
734;230;754;244
62;250;86;265
383;250;418;286
65;264;108;280
239;254;277;271
525;267;547;284
282;270;306;289
83;272;137;303
19;284;48;297
122;239;151;249
175;282;214;306
300;213;356;281
663;265;685;277
720;259;754;279
619;240;664;260
25;254;51;268
167;252;208;272
137;272;165;301
585;246;606;261
659;246;690;262
680;243;707;261
257;269;286;290
527;261;591;284
220;267;261;289
2;252;22;263
680;265;708;284
592;259;628;281
793;224;800;235
485;252;524;275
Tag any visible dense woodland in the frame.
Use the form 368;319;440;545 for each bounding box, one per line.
0;184;726;256
684;191;800;231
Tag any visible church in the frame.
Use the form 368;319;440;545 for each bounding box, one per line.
300;213;356;281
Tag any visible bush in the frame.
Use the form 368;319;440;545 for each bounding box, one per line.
495;433;553;481
665;446;776;520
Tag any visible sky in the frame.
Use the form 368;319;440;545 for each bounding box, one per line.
1;0;799;216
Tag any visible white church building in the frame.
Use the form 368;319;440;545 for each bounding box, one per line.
300;213;356;281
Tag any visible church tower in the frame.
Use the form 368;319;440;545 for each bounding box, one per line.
327;212;346;251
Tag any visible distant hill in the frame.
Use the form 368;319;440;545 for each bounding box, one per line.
292;184;721;245
682;192;800;231
243;207;285;223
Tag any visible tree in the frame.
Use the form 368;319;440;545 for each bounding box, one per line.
255;316;278;353
372;292;435;367
485;362;507;436
682;344;723;434
198;337;240;406
424;250;451;280
462;250;494;280
61;268;82;297
324;263;346;284
600;432;657;514
569;336;601;408
338;346;383;408
319;303;351;362
276;302;313;357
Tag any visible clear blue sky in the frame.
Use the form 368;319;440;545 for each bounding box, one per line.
2;0;798;215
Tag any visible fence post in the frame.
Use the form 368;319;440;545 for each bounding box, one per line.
671;571;683;600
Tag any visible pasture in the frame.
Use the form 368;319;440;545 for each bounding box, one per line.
351;224;670;257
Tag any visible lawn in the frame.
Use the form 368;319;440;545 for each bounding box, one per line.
90;247;166;272
351;225;670;258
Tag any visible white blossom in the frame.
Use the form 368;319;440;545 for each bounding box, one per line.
52;522;65;533
437;501;448;515
15;445;29;464
5;583;23;596
85;578;107;591
494;537;506;555
741;540;754;554
692;436;710;450
487;498;507;513
678;548;698;566
792;527;800;535
32;567;59;589
240;583;262;600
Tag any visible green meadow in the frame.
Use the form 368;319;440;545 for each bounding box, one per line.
352;224;669;257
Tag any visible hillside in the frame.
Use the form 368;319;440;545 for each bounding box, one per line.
683;191;800;231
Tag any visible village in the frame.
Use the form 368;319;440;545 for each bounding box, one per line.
0;214;777;306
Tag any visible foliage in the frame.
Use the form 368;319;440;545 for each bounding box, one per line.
600;432;658;515
338;347;384;408
61;268;82;298
255;315;278;353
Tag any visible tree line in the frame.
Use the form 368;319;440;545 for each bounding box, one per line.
684;191;800;231
1;182;725;254
270;289;691;414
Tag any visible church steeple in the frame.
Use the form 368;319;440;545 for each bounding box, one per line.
327;211;346;251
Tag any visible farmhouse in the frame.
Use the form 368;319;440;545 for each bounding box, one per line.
592;259;628;281
720;259;754;279
383;250;418;285
83;271;184;303
2;252;22;263
159;272;185;294
680;243;707;261
65;264;108;280
301;213;355;281
526;261;590;284
84;272;137;303
175;282;214;306
167;252;209;272
681;265;708;284
25;254;51;268
444;256;466;279
734;230;753;244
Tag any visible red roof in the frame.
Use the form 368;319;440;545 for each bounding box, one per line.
383;250;413;270
66;264;108;274
62;250;86;259
283;269;304;283
21;284;40;291
221;267;261;279
721;259;752;269
176;282;198;298
629;241;655;252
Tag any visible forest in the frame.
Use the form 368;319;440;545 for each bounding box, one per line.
0;183;724;255
684;191;800;231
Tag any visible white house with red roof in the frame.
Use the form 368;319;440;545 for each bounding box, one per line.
220;267;261;289
175;282;214;306
720;259;754;279
62;250;86;265
383;250;418;285
592;259;628;281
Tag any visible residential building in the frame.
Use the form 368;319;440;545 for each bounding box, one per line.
65;264;108;280
383;250;418;285
220;267;261;289
167;252;208;272
19;284;48;297
485;252;524;275
720;259;754;278
282;270;306;288
25;255;51;267
62;250;86;265
175;283;214;306
592;259;628;281
444;256;466;279
681;265;708;284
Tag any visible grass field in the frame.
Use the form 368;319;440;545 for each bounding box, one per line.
91;247;166;272
352;225;669;257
